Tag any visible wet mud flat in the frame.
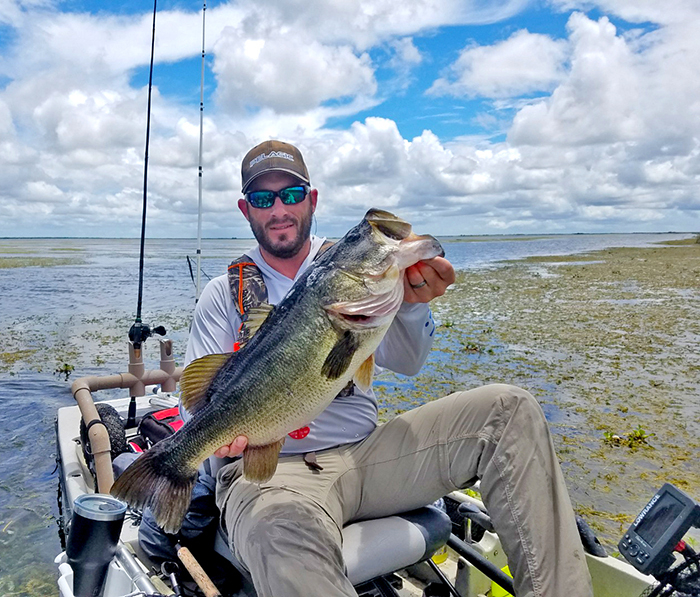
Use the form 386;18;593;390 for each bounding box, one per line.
0;236;697;595
376;238;700;550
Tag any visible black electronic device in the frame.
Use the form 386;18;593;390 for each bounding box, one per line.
619;483;700;576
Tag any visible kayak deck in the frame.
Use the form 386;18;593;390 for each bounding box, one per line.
56;391;655;597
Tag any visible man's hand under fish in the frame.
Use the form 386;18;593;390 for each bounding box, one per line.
213;257;455;459
214;435;248;458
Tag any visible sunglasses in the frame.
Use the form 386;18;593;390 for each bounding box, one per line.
245;185;309;209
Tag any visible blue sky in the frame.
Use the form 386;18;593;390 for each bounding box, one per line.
0;0;698;238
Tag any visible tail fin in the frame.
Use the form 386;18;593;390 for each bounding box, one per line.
110;444;197;534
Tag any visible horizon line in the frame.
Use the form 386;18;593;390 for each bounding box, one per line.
1;230;698;241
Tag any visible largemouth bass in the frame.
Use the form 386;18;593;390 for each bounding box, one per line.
111;208;444;532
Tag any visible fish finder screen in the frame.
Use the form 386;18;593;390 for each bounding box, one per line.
636;492;685;547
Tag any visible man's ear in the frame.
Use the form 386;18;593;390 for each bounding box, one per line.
309;188;318;214
238;198;250;221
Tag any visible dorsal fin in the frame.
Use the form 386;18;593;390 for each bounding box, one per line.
353;354;375;393
180;353;232;414
238;304;274;350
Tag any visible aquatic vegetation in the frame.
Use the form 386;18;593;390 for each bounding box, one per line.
461;341;491;354
0;350;37;370
1;235;698;564
376;239;700;550
662;237;699;246
603;426;655;449
0;571;56;597
53;363;75;381
0;506;58;597
0;257;83;269
0;247;38;255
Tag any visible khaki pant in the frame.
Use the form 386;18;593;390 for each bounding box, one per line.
216;384;593;597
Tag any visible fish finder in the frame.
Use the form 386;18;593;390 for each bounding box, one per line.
619;483;700;576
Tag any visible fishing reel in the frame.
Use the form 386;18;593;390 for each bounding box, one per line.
619;483;700;597
126;321;168;428
128;321;167;351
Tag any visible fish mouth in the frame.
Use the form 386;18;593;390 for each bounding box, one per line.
365;209;413;240
336;313;373;324
365;208;444;261
327;209;444;329
328;310;397;330
326;280;405;329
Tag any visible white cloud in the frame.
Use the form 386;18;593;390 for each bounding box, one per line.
429;29;568;98
0;0;53;27
384;37;424;92
245;0;529;50
505;10;700;215
390;37;423;68
0;97;14;136
509;14;643;146
24;180;63;202
0;1;699;238
549;0;700;26
212;26;377;114
0;4;249;80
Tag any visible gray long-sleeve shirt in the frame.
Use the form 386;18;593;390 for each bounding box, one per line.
184;235;436;455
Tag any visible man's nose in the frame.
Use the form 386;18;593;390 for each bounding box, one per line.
268;194;288;214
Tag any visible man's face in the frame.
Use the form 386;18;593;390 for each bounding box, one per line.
238;171;317;259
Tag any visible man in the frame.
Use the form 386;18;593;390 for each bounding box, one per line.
184;140;593;597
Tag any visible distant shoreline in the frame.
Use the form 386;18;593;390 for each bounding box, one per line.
0;231;697;241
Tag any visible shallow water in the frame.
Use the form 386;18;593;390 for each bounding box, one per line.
0;232;693;593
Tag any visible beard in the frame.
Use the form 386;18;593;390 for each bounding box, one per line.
249;205;314;259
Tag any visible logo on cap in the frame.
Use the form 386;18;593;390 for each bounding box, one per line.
249;151;295;168
241;140;310;193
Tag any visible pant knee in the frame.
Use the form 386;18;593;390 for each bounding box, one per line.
449;384;549;449
238;500;342;565
499;384;539;407
247;501;315;545
478;383;543;418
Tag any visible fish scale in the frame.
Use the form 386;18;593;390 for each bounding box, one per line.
111;208;444;533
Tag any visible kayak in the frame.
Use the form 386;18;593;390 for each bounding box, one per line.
54;342;663;597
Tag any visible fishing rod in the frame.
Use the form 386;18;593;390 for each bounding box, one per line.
195;0;206;303
128;0;166;425
187;255;211;289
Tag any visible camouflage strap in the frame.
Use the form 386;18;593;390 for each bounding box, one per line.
227;255;267;348
227;241;354;397
227;241;335;339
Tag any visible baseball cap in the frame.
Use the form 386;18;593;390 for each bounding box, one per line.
241;140;310;193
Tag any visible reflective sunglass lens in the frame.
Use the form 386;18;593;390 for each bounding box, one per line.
246;191;274;208
246;186;308;208
279;187;307;204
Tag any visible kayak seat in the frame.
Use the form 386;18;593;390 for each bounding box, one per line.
213;504;452;591
343;505;452;585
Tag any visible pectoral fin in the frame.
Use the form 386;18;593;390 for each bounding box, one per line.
353;354;375;393
243;439;285;483
180;353;232;414
321;331;359;380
